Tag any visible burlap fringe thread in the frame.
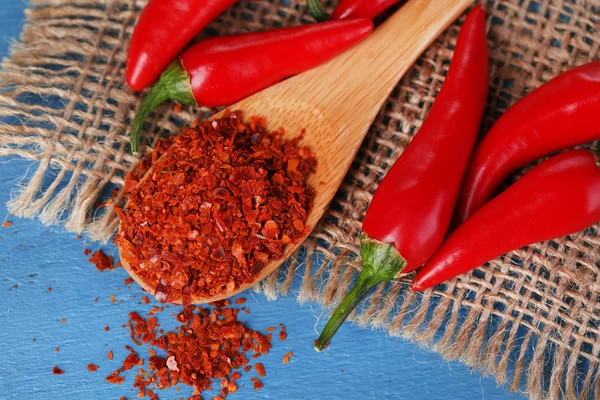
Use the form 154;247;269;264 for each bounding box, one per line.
1;0;600;398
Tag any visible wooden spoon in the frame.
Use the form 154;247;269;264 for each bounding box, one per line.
119;0;475;304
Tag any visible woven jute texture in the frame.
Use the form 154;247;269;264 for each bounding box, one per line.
1;0;599;398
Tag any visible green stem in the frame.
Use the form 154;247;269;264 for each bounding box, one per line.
129;61;196;156
306;0;328;22
314;233;407;351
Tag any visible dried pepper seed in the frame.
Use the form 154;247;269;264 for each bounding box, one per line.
53;366;64;375
108;350;114;360
266;326;277;332
116;111;316;303
110;295;117;304
254;363;266;377
89;250;114;271
87;363;99;372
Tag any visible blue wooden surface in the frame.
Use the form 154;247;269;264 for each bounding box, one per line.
0;3;524;399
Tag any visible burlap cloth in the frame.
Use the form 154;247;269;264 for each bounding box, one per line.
1;0;599;398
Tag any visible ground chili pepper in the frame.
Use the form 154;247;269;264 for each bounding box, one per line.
117;111;316;303
109;303;273;399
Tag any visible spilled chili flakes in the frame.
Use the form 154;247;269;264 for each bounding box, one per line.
265;326;277;332
141;296;151;304
2;221;12;228
84;249;92;256
89;250;114;271
111;304;272;399
53;366;64;375
234;297;246;305
104;325;110;332
108;350;114;360
124;277;135;285
47;287;52;292
116;111;316;302
61;318;67;324
54;347;59;352
88;363;99;372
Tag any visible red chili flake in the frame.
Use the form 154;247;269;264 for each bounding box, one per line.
76;235;82;240
87;363;99;372
110;295;117;304
94;297;99;303
283;351;293;364
254;363;266;377
234;297;246;305
116;111;316;303
47;287;52;292
104;325;110;332
53;366;64;375
106;370;124;384
54;347;59;352
279;324;287;341
251;377;263;390
230;372;241;381
227;381;238;394
2;221;12;228
88;250;114;271
108;350;114;360
124;277;135;285
141;296;150;304
244;366;252;373
84;249;92;256
119;397;126;400
32;338;36;342
61;318;67;324
265;326;276;332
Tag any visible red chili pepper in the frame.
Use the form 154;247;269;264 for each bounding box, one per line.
412;149;600;291
307;0;403;20
314;6;488;350
126;0;238;92
129;19;373;155
453;62;600;226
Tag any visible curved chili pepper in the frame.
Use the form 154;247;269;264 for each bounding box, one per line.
314;6;488;350
413;149;600;291
126;0;238;92
129;19;374;155
453;61;600;226
307;0;403;20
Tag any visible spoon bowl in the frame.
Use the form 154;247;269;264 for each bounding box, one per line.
119;0;475;303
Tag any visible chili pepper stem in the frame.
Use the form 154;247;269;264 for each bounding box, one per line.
307;0;328;22
314;233;406;351
129;61;195;155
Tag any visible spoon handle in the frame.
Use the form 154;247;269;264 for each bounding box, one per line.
284;0;476;136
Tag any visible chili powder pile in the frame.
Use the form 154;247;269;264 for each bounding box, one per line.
116;111;316;302
107;303;275;399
